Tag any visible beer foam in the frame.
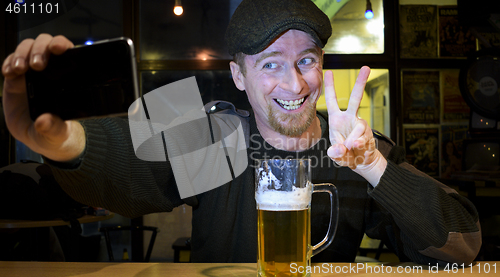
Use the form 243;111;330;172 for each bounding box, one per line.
256;167;312;210
255;186;312;211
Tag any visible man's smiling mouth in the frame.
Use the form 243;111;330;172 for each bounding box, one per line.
274;96;307;110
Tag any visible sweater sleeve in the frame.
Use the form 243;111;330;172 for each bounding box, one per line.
365;142;481;265
46;118;185;218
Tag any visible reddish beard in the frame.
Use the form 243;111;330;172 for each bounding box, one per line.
267;100;316;137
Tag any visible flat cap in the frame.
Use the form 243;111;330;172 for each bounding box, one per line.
225;0;332;56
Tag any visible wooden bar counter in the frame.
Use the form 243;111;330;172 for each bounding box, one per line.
0;261;498;276
0;213;115;229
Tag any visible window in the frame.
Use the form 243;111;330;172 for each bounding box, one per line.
139;0;236;60
320;0;384;54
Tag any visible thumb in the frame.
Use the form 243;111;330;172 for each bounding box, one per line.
31;114;86;162
327;144;346;159
33;113;69;143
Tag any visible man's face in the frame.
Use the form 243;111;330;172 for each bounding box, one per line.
231;29;324;137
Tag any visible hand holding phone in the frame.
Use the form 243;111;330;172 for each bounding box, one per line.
25;37;139;121
2;35;138;162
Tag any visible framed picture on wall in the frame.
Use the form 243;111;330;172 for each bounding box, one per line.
400;5;438;58
404;127;440;177
440;124;469;178
402;70;440;124
441;69;470;122
438;6;476;57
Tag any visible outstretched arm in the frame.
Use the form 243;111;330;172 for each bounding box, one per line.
324;67;481;264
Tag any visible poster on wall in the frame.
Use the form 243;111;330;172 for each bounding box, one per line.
400;5;438;58
404;127;440;177
402;71;440;124
440;125;469;178
477;31;500;49
442;69;470;122
438;6;476;57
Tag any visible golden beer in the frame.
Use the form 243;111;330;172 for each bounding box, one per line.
255;159;337;277
257;208;312;277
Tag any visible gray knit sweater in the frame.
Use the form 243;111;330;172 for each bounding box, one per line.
48;110;481;264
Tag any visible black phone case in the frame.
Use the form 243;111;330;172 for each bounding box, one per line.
26;37;138;121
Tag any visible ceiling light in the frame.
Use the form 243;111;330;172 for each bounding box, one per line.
174;0;183;16
365;0;374;19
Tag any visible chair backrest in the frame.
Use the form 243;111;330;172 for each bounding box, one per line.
99;225;159;262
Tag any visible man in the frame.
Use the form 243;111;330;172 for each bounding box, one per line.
2;0;480;264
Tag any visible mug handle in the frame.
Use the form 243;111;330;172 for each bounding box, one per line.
311;183;339;256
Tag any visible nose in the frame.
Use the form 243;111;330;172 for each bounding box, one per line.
279;65;305;95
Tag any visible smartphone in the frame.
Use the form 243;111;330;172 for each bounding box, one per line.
26;37;139;121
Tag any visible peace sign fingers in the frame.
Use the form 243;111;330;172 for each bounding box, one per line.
324;70;340;115
346;66;371;115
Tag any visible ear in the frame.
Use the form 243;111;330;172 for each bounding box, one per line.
229;61;245;91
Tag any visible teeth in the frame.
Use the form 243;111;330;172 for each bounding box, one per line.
276;97;305;110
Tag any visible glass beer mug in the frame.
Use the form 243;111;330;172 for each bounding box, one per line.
255;159;339;277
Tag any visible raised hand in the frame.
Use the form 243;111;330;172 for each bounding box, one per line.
2;34;86;162
324;66;387;186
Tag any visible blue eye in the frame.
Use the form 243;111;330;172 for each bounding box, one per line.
298;58;314;65
263;62;278;69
